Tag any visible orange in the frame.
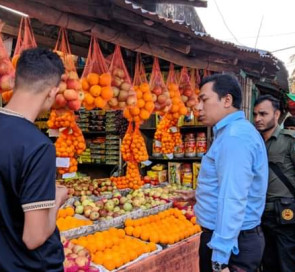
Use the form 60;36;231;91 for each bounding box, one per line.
103;259;116;271
139;109;150;120
149;232;159;243
140;232;149;241
87;72;99;85
143;92;152;101
84;93;94;105
12;54;20;69
81;78;90;91
130;107;140;116
93;251;104;265
136;90;143;99
144;101;154;112
137;99;145;108
125;218;133;227
94;97;107;108
140;83;150;92
99;73;112;86
100;86;113;100
89;85;101;97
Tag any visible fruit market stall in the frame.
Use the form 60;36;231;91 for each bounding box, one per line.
0;1;290;271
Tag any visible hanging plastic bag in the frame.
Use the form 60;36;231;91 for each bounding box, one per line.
81;36;112;110
179;67;198;113
53;28;83;111
121;122;134;162
190;69;200;117
0;22;15;95
124;53;154;123
165;63;187;122
107;45;136;110
131;123;148;162
150;57;171;114
12;17;37;69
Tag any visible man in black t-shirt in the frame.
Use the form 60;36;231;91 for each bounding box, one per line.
0;48;68;271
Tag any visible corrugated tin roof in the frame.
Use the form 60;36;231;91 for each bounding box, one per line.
124;0;279;63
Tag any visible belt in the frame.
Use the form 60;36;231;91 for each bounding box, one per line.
202;226;262;235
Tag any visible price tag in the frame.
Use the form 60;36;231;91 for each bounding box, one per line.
170;126;178;133
62;172;76;179
56;157;70;168
47;129;60;137
154;140;162;147
166;153;174;159
141;160;153;167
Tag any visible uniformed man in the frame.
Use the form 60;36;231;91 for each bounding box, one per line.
253;94;295;272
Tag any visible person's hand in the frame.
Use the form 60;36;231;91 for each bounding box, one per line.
55;185;68;207
221;268;230;272
174;190;195;201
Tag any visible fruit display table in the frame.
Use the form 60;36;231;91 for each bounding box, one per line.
118;234;200;272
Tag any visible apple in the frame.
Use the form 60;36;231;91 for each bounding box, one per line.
113;206;120;213
64;89;78;101
72;245;84;254
95;200;104;209
153;86;162;96
75;256;89;267
55;93;67;108
75;205;84;214
123;202;133;212
113;198;120;205
120;197;127;205
84;208;92;218
82;199;91;206
105;200;115;212
89;211;100;220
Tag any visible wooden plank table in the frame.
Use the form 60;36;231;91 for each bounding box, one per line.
118;234;200;272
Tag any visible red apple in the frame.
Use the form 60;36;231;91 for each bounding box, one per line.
64;89;78;101
153;86;162;96
0;74;15;91
55;93;67;108
68;99;81;111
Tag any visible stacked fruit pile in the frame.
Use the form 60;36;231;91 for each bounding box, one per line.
124;208;201;244
57;206;93;232
71;227;157;271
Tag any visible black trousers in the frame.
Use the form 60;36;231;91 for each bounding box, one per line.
261;211;295;272
199;226;265;272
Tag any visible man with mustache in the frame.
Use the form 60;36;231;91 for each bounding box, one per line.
189;74;268;272
253;95;295;272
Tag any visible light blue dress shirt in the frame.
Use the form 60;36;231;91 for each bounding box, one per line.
195;111;268;264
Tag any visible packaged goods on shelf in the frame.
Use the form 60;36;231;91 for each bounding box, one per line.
168;162;182;185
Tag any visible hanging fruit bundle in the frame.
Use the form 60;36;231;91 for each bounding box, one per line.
107;45;136;110
0;23;15;100
11;17;37;69
121;122;148;163
150;57;171;114
111;161;143;190
124;53;154;123
47;109;86;174
53;28;83;111
130;124;148;162
179;67;198;113
121;122;134;162
190;68;200;117
81;37;113;110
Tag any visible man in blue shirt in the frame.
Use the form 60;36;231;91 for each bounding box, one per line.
0;48;68;271
195;74;268;272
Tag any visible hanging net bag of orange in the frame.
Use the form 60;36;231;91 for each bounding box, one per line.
0;22;15;103
107;45;136;110
81;36;112;110
124;53;154;123
53;28;83;111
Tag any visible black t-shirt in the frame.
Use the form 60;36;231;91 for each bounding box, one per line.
0;108;64;272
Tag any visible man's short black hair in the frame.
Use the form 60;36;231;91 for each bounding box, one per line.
254;94;280;111
15;48;64;92
284;116;295;128
199;73;242;109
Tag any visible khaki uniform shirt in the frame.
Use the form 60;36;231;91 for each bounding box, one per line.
266;126;295;204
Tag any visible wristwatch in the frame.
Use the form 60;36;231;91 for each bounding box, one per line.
212;261;228;272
